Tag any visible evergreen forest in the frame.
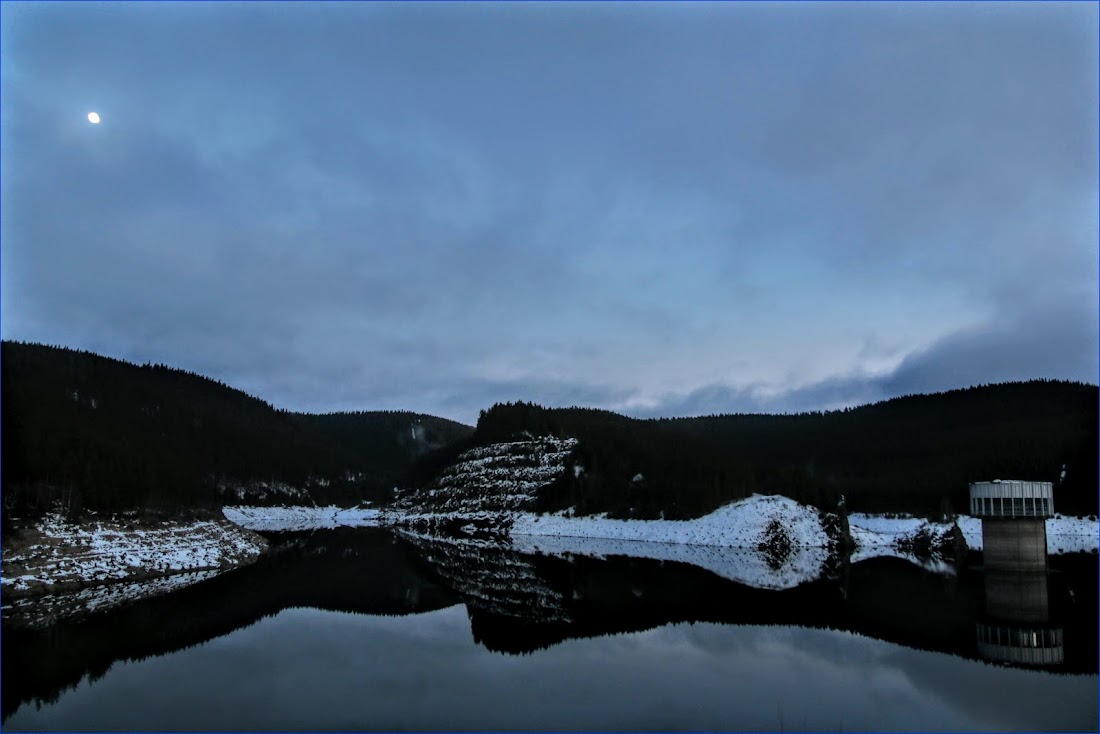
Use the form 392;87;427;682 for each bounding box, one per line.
474;380;1098;518
2;341;1095;520
1;341;473;516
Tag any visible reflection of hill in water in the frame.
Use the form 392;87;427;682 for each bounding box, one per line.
1;528;458;721
405;532;973;657
405;533;1096;673
4;530;1097;721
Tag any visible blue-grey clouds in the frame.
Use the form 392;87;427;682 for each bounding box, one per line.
2;2;1095;423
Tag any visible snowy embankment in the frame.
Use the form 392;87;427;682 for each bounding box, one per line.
1041;516;1100;554
1;512;267;599
480;494;832;590
513;494;828;548
221;505;381;532
850;513;1099;558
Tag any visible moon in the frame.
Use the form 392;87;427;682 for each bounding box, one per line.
87;112;101;124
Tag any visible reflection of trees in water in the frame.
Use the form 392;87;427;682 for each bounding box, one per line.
1;528;457;721
3;531;1096;722
408;533;1094;671
757;518;794;570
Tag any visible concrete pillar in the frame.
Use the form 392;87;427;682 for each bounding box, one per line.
982;518;1047;572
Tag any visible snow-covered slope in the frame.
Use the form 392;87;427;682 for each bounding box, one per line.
511;494;830;549
393;437;578;517
1;512;267;597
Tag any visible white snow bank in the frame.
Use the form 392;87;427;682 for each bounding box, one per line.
222;505;381;532
1045;516;1100;554
511;494;830;549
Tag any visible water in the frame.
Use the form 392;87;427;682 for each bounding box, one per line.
3;528;1097;731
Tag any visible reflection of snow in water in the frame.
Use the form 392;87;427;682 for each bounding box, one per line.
222;505;381;532
3;570;222;629
512;533;829;591
2;512;266;593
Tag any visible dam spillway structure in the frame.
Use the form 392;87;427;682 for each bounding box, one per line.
969;479;1062;667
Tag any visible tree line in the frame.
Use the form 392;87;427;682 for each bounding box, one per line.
3;340;1094;521
473;379;1098;518
1;341;472;518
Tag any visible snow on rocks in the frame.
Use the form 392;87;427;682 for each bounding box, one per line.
221;505;381;532
1;512;267;598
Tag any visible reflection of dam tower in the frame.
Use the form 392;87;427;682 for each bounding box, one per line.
969;479;1062;666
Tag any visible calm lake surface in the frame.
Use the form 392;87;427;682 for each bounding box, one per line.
3;528;1097;732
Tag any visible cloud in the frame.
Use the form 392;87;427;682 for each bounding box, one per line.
1;2;1095;422
639;293;1099;418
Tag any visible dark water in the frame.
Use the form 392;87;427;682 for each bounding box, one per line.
3;528;1097;732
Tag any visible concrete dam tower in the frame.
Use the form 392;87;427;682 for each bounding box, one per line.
969;479;1062;666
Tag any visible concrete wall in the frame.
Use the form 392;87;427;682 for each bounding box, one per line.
982;518;1048;571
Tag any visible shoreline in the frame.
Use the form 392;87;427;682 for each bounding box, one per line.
1;511;268;602
223;493;1100;555
4;495;1096;614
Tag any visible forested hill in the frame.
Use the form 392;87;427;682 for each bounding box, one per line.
474;381;1099;518
4;340;1095;520
1;341;473;514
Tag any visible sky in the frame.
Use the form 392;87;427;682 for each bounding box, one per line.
2;1;1097;425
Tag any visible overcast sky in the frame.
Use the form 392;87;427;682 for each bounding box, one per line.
2;1;1096;424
